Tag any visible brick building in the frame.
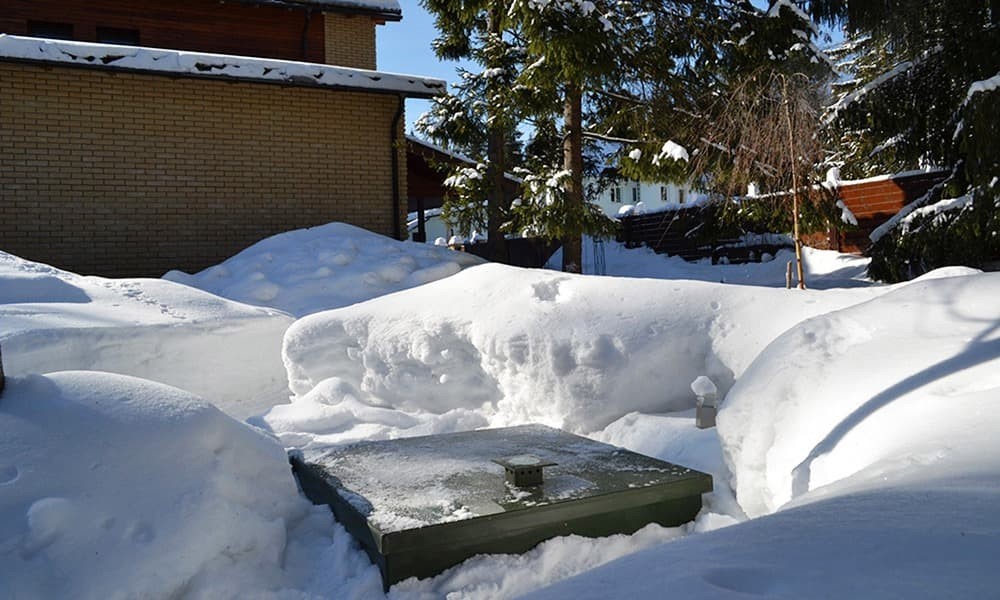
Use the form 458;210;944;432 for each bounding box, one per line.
0;0;443;276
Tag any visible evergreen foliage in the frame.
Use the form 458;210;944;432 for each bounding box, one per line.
815;0;999;280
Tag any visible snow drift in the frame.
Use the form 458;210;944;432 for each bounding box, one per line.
165;222;484;317
521;270;1000;599
524;472;1000;599
271;263;880;447
0;252;292;419
0;372;315;599
718;270;1000;517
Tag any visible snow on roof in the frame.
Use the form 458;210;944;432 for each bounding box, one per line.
0;35;444;98
835;168;948;187
244;0;401;19
967;71;1000;102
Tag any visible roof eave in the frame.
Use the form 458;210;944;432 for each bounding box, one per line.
0;55;442;98
230;0;403;21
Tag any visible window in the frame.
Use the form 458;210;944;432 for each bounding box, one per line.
678;188;686;204
97;26;140;45
27;21;74;40
610;186;622;203
660;186;668;203
631;186;640;204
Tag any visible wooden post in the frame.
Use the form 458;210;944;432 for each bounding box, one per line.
786;261;793;289
415;197;427;243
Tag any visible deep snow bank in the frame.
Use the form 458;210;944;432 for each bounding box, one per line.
0;372;316;599
525;471;1000;599
523;270;1000;600
0;251;292;419
272;263;882;445
718;271;1000;517
165;222;484;317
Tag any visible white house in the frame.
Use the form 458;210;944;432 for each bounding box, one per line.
588;178;699;218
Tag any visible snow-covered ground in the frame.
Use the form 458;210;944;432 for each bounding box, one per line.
0;251;291;419
553;238;873;289
3;223;998;599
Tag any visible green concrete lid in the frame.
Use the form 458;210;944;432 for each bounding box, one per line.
300;425;711;543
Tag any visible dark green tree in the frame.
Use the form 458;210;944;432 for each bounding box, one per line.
616;1;837;288
417;0;525;261
813;0;1000;280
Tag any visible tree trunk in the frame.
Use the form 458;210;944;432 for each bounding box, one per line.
562;82;584;273
486;133;508;262
484;4;508;263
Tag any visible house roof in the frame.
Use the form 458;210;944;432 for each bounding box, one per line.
0;35;444;98
236;0;402;21
406;136;523;184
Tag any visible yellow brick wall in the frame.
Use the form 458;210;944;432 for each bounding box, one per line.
324;14;377;69
0;62;408;277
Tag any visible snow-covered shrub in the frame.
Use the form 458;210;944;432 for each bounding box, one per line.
867;190;1000;282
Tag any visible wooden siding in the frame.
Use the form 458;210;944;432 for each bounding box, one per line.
804;171;948;253
0;0;327;63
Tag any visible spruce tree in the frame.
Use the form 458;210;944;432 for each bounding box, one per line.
508;0;651;272
418;0;525;261
617;0;836;287
813;0;1000;280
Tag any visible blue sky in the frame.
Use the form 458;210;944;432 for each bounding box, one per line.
376;1;467;133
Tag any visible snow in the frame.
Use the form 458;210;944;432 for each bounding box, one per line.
836;198;859;225
522;271;1000;599
834;167;945;187
718;271;1000;517
767;0;817;35
967;71;1000;100
690;375;717;397
307;0;401;14
0;35;444;97
868;191;965;243
164;222;484;318
5;220;999;598
653;140;689;164
0;371;337;599
894;194;974;232
560;239;873;290
825;58;916;122
270;262;880;447
824;166;841;185
0;251;292;419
